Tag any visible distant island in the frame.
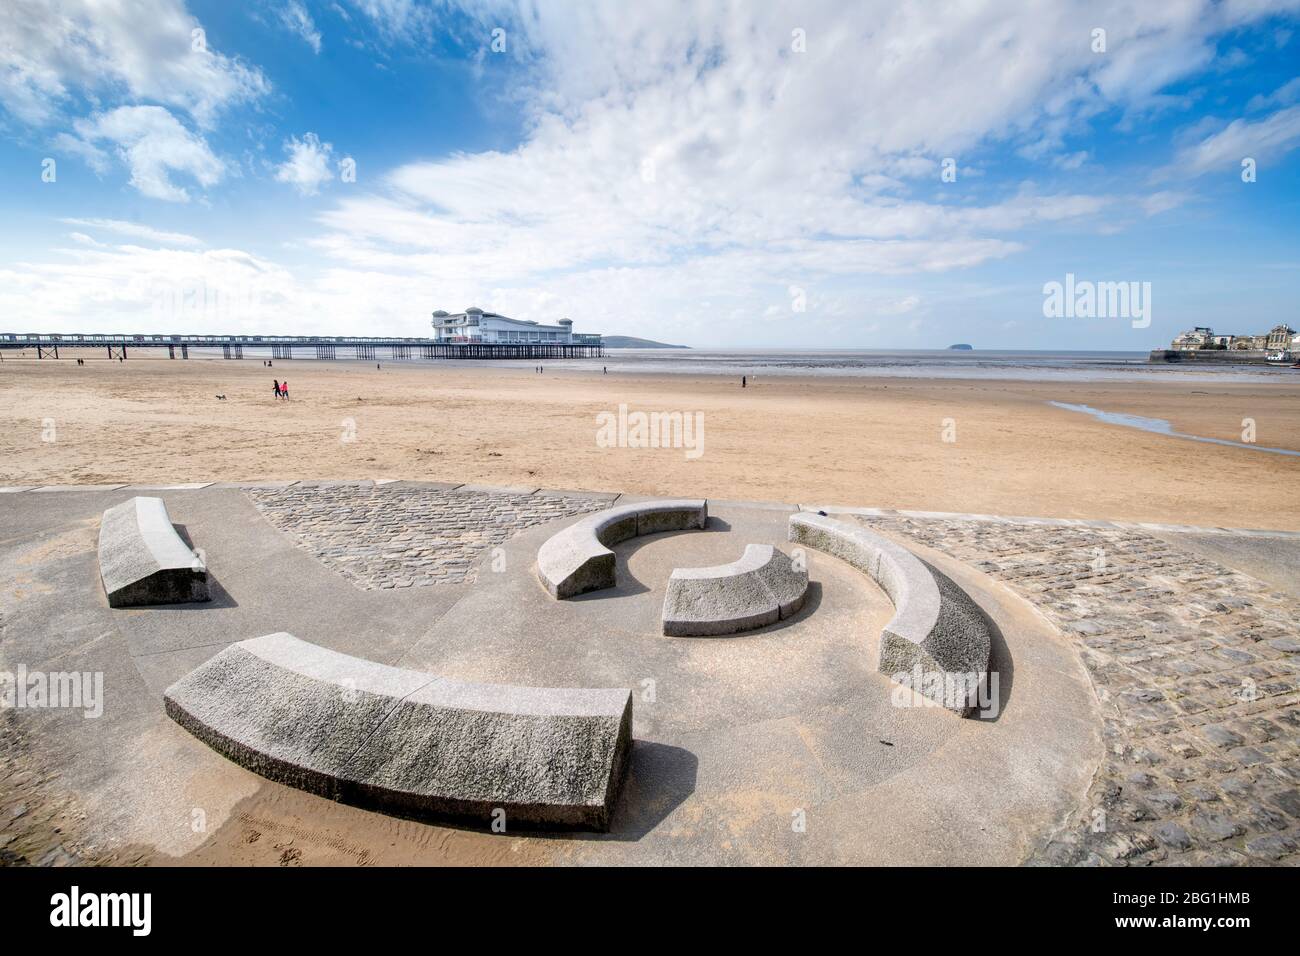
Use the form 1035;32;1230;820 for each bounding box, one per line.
602;335;689;349
948;343;974;350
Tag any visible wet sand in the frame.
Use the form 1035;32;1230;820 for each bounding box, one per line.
1;354;1297;529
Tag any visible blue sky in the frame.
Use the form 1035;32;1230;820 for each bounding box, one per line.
1;0;1298;349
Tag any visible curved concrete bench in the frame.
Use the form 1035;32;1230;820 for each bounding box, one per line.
789;512;990;716
98;496;209;608
164;633;633;831
662;544;808;636
537;499;708;598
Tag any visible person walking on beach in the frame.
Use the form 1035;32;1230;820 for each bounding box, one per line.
742;375;746;388
280;380;289;400
272;379;280;400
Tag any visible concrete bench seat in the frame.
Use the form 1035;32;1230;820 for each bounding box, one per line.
789;512;991;716
164;633;633;831
98;496;209;607
537;498;708;598
662;544;808;636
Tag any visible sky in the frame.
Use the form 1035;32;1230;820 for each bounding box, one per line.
1;0;1298;350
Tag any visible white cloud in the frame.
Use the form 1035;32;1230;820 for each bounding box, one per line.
1247;77;1300;112
1139;191;1190;216
1165;104;1300;178
6;0;1300;345
301;1;1300;333
275;132;336;195
68;106;225;202
279;1;322;53
0;0;268;127
344;0;434;41
0;242;300;331
1054;151;1090;171
50;130;111;173
59;218;203;247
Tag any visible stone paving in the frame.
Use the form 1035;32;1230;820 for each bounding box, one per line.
247;484;606;590
854;514;1300;866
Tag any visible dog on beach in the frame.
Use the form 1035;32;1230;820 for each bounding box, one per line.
215;394;227;401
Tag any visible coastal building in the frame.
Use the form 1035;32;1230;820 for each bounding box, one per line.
1265;324;1295;350
1171;327;1214;349
430;307;601;346
1168;324;1294;352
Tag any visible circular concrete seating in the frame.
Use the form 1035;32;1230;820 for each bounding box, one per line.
537;498;708;598
662;544;808;636
164;633;633;831
98;496;209;607
788;512;991;716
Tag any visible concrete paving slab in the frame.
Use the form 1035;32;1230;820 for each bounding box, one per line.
536;487;621;501
292;479;376;489
1151;531;1300;602
455;482;540;495
208;480;299;489
32;484;125;492
372;480;464;491
123;483;214;491
709;499;797;512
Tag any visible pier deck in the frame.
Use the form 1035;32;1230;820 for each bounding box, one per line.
0;333;602;361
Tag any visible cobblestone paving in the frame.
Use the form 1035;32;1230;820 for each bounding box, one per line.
247;485;606;590
855;515;1300;866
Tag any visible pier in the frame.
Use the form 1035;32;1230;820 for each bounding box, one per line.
0;332;603;361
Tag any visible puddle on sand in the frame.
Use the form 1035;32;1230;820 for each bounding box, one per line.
1048;402;1300;458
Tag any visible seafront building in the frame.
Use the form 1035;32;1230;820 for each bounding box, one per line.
431;307;602;347
1175;325;1294;351
1152;322;1296;364
1169;323;1295;352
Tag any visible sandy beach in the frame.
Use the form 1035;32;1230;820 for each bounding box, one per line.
1;354;1298;529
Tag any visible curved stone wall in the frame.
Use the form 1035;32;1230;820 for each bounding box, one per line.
662;544;808;636
98;496;209;607
789;512;991;715
537;498;708;598
164;633;634;830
